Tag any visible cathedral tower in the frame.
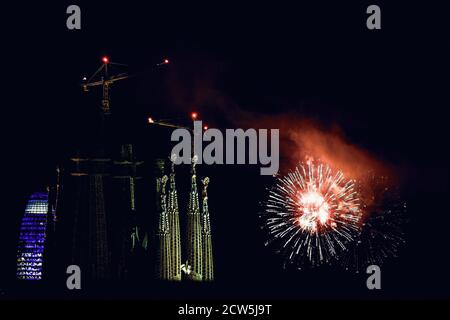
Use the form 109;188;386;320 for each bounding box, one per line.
185;156;203;280
168;155;182;280
201;177;214;281
156;160;171;280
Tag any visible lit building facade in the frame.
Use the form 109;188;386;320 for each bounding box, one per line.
156;159;171;280
201;177;214;281
16;192;49;280
185;158;203;281
156;156;214;281
168;158;182;280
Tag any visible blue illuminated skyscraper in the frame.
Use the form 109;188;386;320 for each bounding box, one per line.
16;192;49;280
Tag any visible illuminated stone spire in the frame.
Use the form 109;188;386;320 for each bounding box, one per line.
156;160;171;280
168;154;182;281
186;155;203;280
201;177;214;281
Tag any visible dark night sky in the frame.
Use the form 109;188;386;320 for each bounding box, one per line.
1;1;449;299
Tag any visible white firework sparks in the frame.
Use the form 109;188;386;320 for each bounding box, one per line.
262;159;362;267
340;175;407;273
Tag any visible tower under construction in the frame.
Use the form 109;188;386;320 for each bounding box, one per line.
185;157;203;280
155;159;171;280
201;177;214;281
46;57;147;282
168;156;182;280
155;155;215;281
112;144;144;278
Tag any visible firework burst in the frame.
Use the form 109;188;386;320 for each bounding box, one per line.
262;159;362;268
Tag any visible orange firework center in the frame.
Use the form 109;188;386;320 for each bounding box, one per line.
297;190;333;232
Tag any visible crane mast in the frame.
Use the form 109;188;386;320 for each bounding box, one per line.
82;56;129;115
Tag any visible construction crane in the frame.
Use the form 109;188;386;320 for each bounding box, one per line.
147;112;208;131
147;116;189;130
82;56;169;115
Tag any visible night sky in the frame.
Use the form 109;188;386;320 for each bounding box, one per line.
1;1;449;300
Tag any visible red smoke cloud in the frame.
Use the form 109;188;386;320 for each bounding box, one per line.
160;56;393;186
240;113;389;179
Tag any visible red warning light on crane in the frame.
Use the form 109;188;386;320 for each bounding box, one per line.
102;56;109;64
